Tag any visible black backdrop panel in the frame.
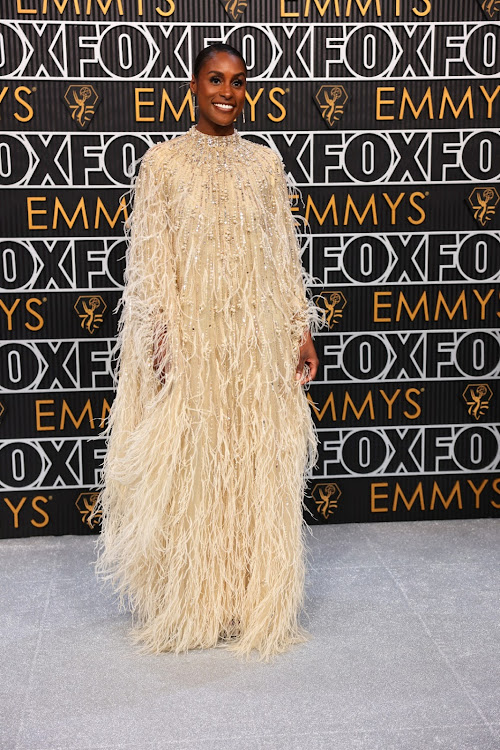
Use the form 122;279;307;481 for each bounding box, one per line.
0;0;499;537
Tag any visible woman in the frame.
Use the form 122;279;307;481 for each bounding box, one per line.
89;43;325;661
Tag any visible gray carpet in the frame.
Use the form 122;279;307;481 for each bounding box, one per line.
1;518;499;750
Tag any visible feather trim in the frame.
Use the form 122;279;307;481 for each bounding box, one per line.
88;128;328;661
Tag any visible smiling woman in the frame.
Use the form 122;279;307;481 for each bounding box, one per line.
90;43;326;662
190;44;247;134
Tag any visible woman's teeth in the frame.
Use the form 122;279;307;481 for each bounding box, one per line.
213;103;234;111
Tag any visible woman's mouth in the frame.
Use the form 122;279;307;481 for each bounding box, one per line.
213;102;235;112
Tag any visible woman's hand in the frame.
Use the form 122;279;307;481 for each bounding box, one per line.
295;329;319;385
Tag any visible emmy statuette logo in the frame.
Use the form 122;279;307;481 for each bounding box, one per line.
314;85;348;127
480;0;500;17
76;492;101;528
468;187;500;226
320;291;347;328
463;384;493;421
74;295;107;334
63;85;100;129
221;0;248;21
311;483;342;521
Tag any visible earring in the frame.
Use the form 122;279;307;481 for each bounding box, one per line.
192;93;197;111
242;107;246;124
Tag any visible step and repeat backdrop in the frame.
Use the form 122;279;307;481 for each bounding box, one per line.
0;0;499;537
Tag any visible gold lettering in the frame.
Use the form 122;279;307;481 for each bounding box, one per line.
159;88;192;122
467;479;488;509
342;392;374;421
479;85;500;119
379;86;497;124
371;483;389;513
430;481;462;511
408;192;426;225
344;194;377;226
31;496;49;528
94;196;128;229
3;496;27;528
0;298;21;330
268;87;287;123
155;0;174;16
434;290;467;321
36;399;55;431
27;197;48;230
14;87;34;122
307;391;337;421
439;86;473;120
53;196;88;230
25;297;44;331
382;192;405;225
392;483;425;512
373;290;391;322
376;87;395;121
305;194;338;227
60;399;94;430
396;291;429;322
135;88;155;122
379;389;400;420
399;87;434;120
245;88;264;122
413;0;431;17
472;288;494;320
403;388;422;419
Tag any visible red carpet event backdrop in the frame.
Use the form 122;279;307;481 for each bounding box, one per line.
0;0;499;537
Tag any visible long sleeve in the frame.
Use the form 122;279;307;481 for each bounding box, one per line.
87;144;182;523
118;144;181;393
269;152;326;347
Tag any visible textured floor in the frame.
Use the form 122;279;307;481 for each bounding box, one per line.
1;518;499;750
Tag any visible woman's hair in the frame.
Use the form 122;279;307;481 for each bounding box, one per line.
193;43;247;80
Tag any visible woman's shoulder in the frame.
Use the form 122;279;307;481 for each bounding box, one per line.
242;138;283;177
244;137;280;161
139;136;183;168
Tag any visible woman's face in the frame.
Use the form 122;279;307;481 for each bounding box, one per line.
190;51;247;135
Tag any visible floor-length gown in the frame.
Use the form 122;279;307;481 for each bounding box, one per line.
89;125;325;661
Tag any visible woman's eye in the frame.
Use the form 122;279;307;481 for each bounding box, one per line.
233;80;242;87
210;76;220;84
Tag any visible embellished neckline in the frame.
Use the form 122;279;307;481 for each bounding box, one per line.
188;125;240;146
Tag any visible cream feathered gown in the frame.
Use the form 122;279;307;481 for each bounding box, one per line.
89;126;325;661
